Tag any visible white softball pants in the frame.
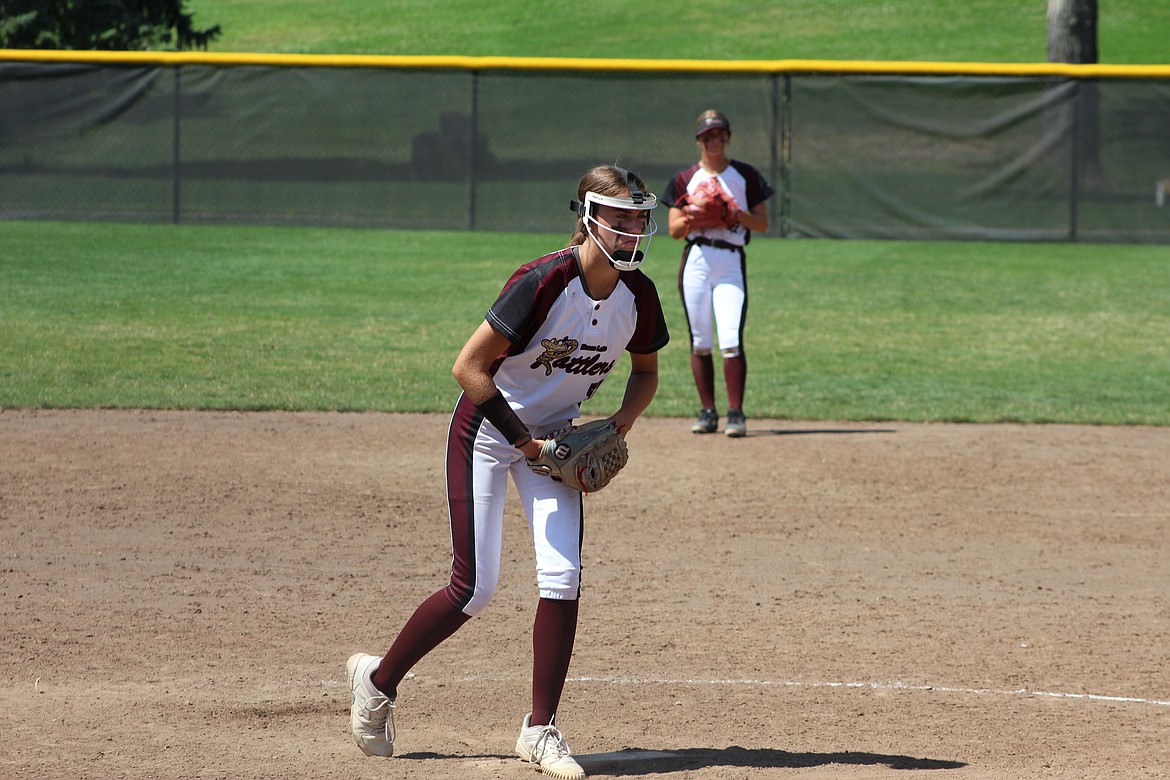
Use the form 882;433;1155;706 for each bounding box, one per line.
680;242;747;355
445;400;583;617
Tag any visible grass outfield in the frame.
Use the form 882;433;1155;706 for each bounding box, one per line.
186;0;1169;64
3;221;1168;425
8;3;1170;422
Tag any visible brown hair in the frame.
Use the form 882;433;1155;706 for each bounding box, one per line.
568;164;650;247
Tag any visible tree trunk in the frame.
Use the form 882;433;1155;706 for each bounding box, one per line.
1047;0;1098;64
1047;0;1101;186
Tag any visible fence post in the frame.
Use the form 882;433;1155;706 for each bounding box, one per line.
768;74;779;237
469;70;479;231
172;65;181;225
1068;78;1080;242
778;74;792;238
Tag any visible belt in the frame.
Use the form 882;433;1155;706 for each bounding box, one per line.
690;237;743;250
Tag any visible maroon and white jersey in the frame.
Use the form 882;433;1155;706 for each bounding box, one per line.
663;160;775;246
484;245;669;432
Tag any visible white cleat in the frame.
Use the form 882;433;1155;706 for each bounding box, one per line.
515;713;586;780
346;653;395;757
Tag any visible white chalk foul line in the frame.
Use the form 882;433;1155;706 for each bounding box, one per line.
563;675;1170;708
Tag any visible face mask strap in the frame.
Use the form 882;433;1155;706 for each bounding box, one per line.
617;166;647;205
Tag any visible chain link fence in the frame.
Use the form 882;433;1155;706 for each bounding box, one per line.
2;53;1169;242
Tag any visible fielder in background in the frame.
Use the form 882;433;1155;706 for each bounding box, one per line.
346;165;669;780
664;109;775;438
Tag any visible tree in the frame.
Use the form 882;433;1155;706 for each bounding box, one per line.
1047;0;1101;179
0;0;221;50
1047;0;1098;63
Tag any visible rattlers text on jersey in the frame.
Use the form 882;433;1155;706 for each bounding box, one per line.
484;245;669;435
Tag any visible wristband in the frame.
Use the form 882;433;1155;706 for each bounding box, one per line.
475;390;530;446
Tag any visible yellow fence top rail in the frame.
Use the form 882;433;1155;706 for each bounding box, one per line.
3;49;1170;78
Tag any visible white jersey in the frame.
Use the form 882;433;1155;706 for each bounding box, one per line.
664;159;775;247
483;245;669;434
442;244;669;615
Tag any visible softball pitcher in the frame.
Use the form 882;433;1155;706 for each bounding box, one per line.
346;165;669;780
664;110;775;438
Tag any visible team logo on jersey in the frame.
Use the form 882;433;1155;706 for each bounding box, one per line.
531;336;616;378
532;337;578;375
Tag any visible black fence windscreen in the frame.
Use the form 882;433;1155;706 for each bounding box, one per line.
2;60;1169;243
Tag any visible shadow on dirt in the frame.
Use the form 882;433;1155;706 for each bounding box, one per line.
401;746;965;772
576;746;966;773
755;427;899;436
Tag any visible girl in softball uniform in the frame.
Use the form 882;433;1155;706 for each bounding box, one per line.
664;109;775;438
346;165;668;780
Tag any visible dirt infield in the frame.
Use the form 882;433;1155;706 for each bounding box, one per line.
2;409;1167;780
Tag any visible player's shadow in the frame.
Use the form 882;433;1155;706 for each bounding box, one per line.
576;746;966;774
756;426;899;436
399;746;965;773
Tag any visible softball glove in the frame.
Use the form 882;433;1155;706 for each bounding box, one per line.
527;419;628;494
681;178;741;229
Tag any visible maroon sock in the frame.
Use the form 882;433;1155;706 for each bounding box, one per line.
372;589;471;695
691;353;717;410
724;353;747;411
529;598;579;726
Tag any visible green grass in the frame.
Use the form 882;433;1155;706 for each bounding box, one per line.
186;0;1170;64
7;3;1170;424
3;221;1168;424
